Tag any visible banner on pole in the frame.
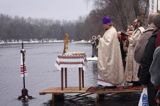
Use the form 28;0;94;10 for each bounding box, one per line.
20;65;27;77
20;49;27;77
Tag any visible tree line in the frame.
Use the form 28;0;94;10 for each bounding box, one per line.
0;0;149;41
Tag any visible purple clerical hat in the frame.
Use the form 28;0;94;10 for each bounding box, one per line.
102;16;111;24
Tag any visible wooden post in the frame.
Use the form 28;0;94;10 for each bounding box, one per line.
65;68;67;88
61;68;64;90
82;69;84;88
79;68;82;90
51;94;55;106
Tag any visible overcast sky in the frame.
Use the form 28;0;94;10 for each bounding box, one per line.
0;0;93;21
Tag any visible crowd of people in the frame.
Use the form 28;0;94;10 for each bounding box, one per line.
91;13;160;106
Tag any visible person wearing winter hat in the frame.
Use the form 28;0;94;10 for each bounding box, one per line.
97;16;124;86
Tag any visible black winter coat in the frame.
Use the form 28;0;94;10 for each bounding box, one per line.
138;30;158;85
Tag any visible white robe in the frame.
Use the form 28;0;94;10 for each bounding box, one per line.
125;27;145;82
97;26;124;85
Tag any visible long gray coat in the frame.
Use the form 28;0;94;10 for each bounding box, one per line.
134;27;155;64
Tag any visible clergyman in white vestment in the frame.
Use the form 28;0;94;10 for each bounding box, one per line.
97;16;124;85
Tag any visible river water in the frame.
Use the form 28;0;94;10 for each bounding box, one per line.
0;42;140;106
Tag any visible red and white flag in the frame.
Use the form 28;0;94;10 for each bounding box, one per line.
20;65;27;77
20;49;27;77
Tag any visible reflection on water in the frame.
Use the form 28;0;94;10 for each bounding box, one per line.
0;43;140;106
22;102;29;106
39;92;140;106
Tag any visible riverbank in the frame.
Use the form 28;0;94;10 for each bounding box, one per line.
0;39;91;45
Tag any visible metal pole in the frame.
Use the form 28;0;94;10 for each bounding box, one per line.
23;74;26;89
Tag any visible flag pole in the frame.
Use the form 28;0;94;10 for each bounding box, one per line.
18;42;33;101
21;42;26;89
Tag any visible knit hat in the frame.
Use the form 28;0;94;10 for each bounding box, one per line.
102;16;111;24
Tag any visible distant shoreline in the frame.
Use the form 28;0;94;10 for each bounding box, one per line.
0;39;91;45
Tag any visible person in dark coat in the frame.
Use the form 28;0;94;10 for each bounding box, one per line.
149;46;160;87
138;13;160;106
149;46;160;105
